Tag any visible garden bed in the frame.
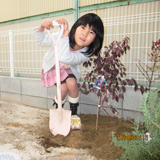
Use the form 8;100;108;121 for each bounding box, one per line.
0;100;134;160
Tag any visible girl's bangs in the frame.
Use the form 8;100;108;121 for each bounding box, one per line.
79;17;98;34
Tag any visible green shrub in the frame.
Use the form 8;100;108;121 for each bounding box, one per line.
111;86;160;160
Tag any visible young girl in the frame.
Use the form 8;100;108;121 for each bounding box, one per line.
34;13;104;115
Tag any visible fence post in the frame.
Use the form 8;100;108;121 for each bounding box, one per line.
9;30;14;77
74;0;79;22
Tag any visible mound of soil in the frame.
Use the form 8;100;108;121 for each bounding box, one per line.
42;114;134;159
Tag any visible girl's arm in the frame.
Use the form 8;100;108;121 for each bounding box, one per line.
57;18;90;65
34;19;54;46
38;19;53;32
58;38;90;65
34;18;69;46
56;18;69;38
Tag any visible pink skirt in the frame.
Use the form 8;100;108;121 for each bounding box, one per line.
41;65;73;87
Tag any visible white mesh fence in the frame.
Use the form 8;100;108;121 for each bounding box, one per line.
0;31;10;74
82;12;160;85
0;12;160;85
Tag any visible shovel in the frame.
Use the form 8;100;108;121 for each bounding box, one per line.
48;21;71;137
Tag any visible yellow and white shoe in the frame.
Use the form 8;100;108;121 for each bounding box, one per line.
71;115;82;130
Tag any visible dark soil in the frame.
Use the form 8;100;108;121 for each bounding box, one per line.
39;114;134;160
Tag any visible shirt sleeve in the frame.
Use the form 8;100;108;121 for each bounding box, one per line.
33;28;60;46
58;37;90;65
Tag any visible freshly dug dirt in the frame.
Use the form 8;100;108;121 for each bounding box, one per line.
0;100;134;160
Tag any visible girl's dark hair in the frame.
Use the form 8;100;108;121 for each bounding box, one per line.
69;13;104;57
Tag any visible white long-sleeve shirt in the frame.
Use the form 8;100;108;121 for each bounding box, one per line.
34;28;90;81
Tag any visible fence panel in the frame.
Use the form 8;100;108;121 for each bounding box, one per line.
79;8;160;86
0;31;10;75
101;12;160;85
0;7;160;86
0;14;74;78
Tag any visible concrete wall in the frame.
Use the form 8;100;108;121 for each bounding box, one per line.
0;76;144;121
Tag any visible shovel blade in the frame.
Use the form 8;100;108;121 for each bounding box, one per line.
49;108;71;137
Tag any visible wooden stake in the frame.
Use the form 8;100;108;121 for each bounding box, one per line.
96;96;101;130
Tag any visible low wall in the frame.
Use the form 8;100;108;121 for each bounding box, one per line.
0;76;145;121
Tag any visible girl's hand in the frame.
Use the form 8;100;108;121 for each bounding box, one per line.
38;19;53;32
56;18;69;37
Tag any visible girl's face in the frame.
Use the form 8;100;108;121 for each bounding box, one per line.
73;24;96;51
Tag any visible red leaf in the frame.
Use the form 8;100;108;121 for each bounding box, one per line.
115;96;118;102
140;85;144;94
82;82;86;89
134;85;138;91
122;86;126;92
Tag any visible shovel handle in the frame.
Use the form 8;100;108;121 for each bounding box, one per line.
47;23;64;122
47;21;64;45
